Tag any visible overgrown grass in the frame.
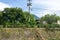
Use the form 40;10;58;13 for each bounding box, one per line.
0;28;60;40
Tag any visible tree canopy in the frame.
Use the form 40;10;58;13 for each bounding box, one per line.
40;14;60;24
37;14;60;28
0;8;60;28
0;8;36;28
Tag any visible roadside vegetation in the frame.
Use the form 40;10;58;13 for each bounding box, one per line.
0;8;60;40
0;7;60;28
0;28;60;40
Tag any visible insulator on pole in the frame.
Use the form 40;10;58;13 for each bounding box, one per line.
27;3;32;6
27;0;32;1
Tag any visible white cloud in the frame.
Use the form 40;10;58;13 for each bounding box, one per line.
33;0;60;10
32;0;60;17
33;10;55;17
0;2;11;11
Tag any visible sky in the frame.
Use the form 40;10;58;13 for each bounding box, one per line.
0;0;60;17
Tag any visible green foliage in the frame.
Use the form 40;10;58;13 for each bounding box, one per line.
40;14;60;24
0;11;3;25
0;7;60;28
0;8;36;28
2;8;23;25
37;14;60;28
23;12;36;25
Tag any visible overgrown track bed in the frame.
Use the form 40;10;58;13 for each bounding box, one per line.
0;28;60;40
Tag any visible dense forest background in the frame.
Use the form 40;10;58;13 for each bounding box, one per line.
0;8;60;28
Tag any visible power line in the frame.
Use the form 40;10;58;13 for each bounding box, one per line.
31;8;60;11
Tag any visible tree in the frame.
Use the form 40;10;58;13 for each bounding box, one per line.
2;8;36;28
0;11;3;25
40;14;60;24
2;8;24;27
23;12;36;25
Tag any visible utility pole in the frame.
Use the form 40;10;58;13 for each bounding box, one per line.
27;0;32;22
27;0;32;13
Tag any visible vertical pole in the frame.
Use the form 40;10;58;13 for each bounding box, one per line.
27;0;32;14
27;0;32;22
29;0;30;14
